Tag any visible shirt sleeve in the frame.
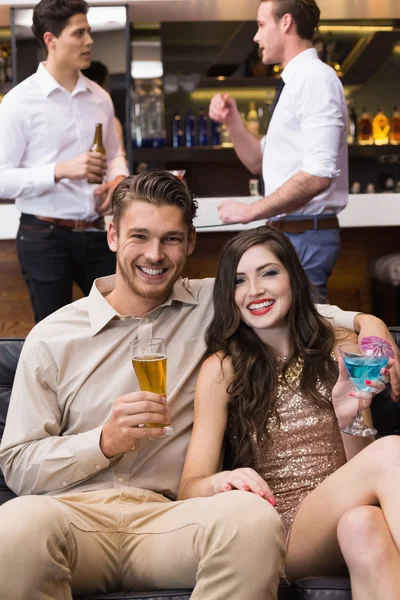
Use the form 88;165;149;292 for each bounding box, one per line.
0;339;110;496
316;303;360;330
295;71;346;179
0;97;57;199
102;94;129;182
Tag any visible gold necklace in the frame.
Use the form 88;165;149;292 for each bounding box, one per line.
276;356;304;397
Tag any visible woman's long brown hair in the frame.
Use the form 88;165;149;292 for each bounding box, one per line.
205;226;338;468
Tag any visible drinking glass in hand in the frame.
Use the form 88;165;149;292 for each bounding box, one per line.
130;337;174;436
338;342;389;437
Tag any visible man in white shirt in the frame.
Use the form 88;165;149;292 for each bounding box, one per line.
0;0;129;322
209;0;347;302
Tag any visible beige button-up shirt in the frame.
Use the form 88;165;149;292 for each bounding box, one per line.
0;275;358;500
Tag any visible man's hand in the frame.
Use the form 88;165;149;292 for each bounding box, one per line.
218;199;255;224
55;152;107;183
100;391;170;458
354;314;400;401
95;174;126;215
209;93;241;127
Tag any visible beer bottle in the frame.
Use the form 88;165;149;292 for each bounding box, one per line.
88;123;106;184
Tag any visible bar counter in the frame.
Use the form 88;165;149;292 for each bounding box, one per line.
0;194;399;337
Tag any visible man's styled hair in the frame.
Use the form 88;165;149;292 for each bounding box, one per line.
111;170;198;232
32;0;88;48
262;0;320;40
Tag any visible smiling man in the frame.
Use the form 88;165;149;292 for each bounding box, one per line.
0;0;129;323
0;170;398;599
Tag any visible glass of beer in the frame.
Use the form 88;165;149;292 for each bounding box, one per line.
130;337;174;436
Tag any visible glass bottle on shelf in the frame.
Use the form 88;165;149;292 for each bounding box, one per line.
247;101;260;137
197;107;209;146
347;101;358;145
147;79;167;148
130;80;146;148
185;108;196;148
390;106;400;145
172;109;184;148
211;120;221;146
372;108;390;146
358;107;373;145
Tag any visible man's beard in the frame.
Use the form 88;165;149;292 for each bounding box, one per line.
117;256;177;300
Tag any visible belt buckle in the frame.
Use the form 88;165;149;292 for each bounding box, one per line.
73;220;86;232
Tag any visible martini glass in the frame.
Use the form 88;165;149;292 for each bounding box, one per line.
338;342;389;437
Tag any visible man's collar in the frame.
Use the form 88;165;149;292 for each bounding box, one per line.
88;275;199;336
281;47;318;84
36;62;90;97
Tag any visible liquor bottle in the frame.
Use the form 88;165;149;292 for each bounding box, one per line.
247;101;260;137
211;120;221;146
130;80;146;148
347;101;358;145
88;123;105;184
358;108;373;145
372;108;390;146
147;79;167;148
197;107;209;146
172;110;184;148
185;108;196;147
390;106;400;145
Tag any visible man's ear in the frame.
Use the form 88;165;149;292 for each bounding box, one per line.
107;221;118;253
43;31;56;52
187;226;196;257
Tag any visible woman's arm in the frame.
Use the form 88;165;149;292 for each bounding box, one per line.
178;353;231;500
178;353;275;502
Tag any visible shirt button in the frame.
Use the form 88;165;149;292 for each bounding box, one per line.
94;464;101;471
62;481;67;487
118;477;125;483
143;316;151;323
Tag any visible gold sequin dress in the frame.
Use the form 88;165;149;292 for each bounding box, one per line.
227;357;347;538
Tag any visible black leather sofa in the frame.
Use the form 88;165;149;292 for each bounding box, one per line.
1;330;400;600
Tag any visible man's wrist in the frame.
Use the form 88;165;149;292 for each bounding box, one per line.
54;162;64;182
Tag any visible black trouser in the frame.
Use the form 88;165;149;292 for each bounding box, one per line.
16;214;116;323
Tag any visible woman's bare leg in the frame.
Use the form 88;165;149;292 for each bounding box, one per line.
286;435;400;597
337;506;400;600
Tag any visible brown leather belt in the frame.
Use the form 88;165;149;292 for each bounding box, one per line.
270;216;339;234
34;215;105;231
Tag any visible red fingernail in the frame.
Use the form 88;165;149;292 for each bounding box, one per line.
383;369;388;375
242;484;250;491
224;484;232;491
267;497;277;507
365;380;372;385
257;490;265;497
349;392;355;397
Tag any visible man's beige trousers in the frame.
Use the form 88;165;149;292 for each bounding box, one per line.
0;487;285;600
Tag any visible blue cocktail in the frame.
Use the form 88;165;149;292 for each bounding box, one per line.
343;355;389;392
337;342;389;437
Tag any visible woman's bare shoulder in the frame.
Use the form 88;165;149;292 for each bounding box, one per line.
201;351;233;384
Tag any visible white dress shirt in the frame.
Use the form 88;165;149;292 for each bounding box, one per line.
261;48;348;217
0;62;129;221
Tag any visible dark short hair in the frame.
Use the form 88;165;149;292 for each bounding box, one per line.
111;170;198;232
82;61;108;87
262;0;320;40
32;0;88;48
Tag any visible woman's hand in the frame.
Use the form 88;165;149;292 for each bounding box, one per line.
210;468;276;506
332;356;390;427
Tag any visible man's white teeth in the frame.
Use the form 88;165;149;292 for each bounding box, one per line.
248;300;274;310
140;267;164;276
